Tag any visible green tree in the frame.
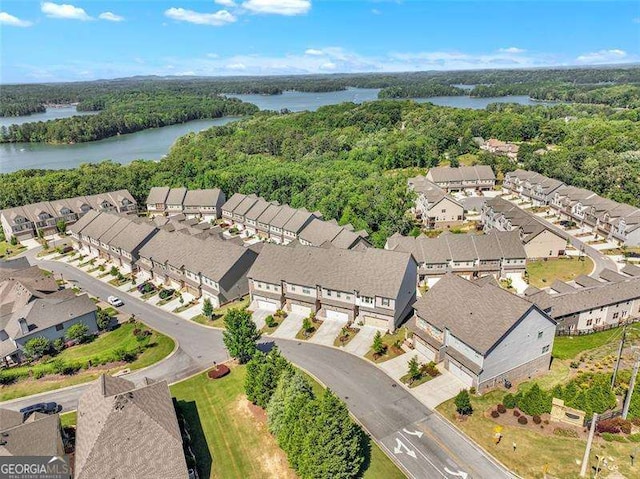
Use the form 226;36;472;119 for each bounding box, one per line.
66;322;89;342
301;389;365;479
9;235;18;246
56;219;67;234
454;389;473;416
23;337;50;359
372;331;386;356
245;347;291;408
52;338;65;354
202;297;214;319
222;309;261;364
96;309;111;330
407;355;421;383
518;383;551;416
302;316;313;336
109;266;119;276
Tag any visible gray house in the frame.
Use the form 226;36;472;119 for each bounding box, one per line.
409;273;556;392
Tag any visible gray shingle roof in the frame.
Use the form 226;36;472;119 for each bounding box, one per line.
599;269;628;283
622;264;640;277
245;198;273;221
283;209;315;233
183;188;224;207
234;195;259;216
146;186;170;205
221;193;248;213
412;273;539;354
0;411;63;457
269;205;297;229
428;165;496;183
166;187;187;205
248;243;414;298
75;375;188;479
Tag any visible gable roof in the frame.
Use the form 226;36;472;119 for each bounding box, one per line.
0;411;62;457
427;165;496;183
183;188;224;207
165;187;187;206
221;192;248;213
146;186;170;205
75;375;188;479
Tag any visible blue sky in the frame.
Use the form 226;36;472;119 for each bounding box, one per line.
1;1;639;83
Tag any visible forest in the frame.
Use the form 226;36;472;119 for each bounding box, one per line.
1;98;639;246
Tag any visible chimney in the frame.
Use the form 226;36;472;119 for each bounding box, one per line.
18;318;29;335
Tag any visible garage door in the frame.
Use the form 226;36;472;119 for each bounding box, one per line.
362;315;388;329
257;300;278;312
414;339;436;361
448;361;475;388
291;303;312;316
326;309;349;322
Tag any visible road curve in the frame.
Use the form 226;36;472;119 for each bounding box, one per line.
0;251;515;479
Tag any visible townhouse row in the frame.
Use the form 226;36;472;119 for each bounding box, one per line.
146;187;226;221
407;176;465;230
385;230;527;286
504;169;640;246
481;197;568;259
0;190;137;241
424;165;496;193
221;193;371;249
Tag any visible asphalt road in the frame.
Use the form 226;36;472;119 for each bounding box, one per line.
1;251;516;479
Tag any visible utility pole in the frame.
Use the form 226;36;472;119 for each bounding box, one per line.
611;325;627;390
622;351;639;419
580;413;598;478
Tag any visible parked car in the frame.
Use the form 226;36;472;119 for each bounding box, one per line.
107;296;124;307
20;402;60;419
61;245;74;254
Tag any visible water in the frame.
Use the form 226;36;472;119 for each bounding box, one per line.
1;89;557;174
0;106;98;128
0;117;238;173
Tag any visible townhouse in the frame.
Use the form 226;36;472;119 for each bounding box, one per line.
247;243;417;331
407;176;465;230
0;408;65;457
481;197;567;258
479;138;520;160
425;165;496;193
528;273;640;333
221;192;370;249
409;273;556;392
0;262;98;364
146;187;226;220
69;211;158;273
385;230;526;286
137;230;258;307
0;190;137;240
503;169;565;206
75;375;189;479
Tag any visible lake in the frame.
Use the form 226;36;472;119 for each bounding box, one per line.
0;106;98;128
0;89;555;173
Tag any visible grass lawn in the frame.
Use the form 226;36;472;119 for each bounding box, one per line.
0;240;27;258
400;372;434;388
170;365;405;479
552;325;632;360
60;411;77;428
191;297;251;328
261;319;282;336
295;320;322;340
364;327;408;364
192;314;225;328
174;301;198;313
0;322;174;401
437;392;639;479
525;256;594;288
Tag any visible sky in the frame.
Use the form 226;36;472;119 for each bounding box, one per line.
1;1;639;84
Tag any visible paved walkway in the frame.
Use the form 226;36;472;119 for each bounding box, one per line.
270;313;305;339
309;318;348;346
343;325;378;356
251;309;271;330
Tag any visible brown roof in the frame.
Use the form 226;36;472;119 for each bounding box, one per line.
75;375;188;479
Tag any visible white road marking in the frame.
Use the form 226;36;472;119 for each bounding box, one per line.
394;438;417;458
402;427;424;438
444;466;469;479
398;431;448;478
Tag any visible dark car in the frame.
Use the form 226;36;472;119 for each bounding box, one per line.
19;401;60;419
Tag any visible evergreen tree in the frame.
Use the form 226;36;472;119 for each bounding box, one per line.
267;369;314;438
301;389;365;479
454;389;473;416
518;383;551;416
245;350;266;405
222;309;261;364
202;297;214;319
245;347;291;407
372;331;386;356
407;355;421;383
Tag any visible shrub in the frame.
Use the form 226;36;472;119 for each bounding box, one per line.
503;393;517;409
518;384;551;416
518;416;528;425
50;359;66;374
134;329;151;342
601;433;628;443
10;236;18;246
513;409;521;417
109;266;119;276
454;390;473;416
33;369;46;379
490;410;500;418
421;361;440;378
96;309;111;330
265;315;277;328
570;361;580;369
469;387;477;395
553;427;579;438
23;337;51;359
66;323;89;342
627;433;640;443
52;338;65;353
114;348;137;362
533;415;542;424
497;404;507;414
597;418;632;435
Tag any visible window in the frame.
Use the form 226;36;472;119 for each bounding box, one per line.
302;288;311;295
586;319;593;326
336;292;342;299
441;209;446;213
381;298;391;307
613;312;619;320
55;324;64;331
542;345;550;354
537;331;543;339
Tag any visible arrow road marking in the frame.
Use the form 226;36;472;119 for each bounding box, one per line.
402;428;424;438
444;467;469;479
393;438;417;459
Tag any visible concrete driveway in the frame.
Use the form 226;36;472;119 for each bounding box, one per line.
309;318;348;346
251;309;272;330
378;350;432;381
270;313;305;339
412;368;466;409
343;325;378;356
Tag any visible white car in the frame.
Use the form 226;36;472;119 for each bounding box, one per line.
107;296;124;307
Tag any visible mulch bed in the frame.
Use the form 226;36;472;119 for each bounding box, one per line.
207;364;230;379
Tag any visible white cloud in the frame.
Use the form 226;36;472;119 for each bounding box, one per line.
305;48;324;56
0;11;33;27
165;7;236;26
498;47;525;54
99;12;124;22
215;0;237;6
320;62;337;70
576;49;627;64
242;0;311;16
41;2;92;21
207;53;220;58
227;63;247;70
